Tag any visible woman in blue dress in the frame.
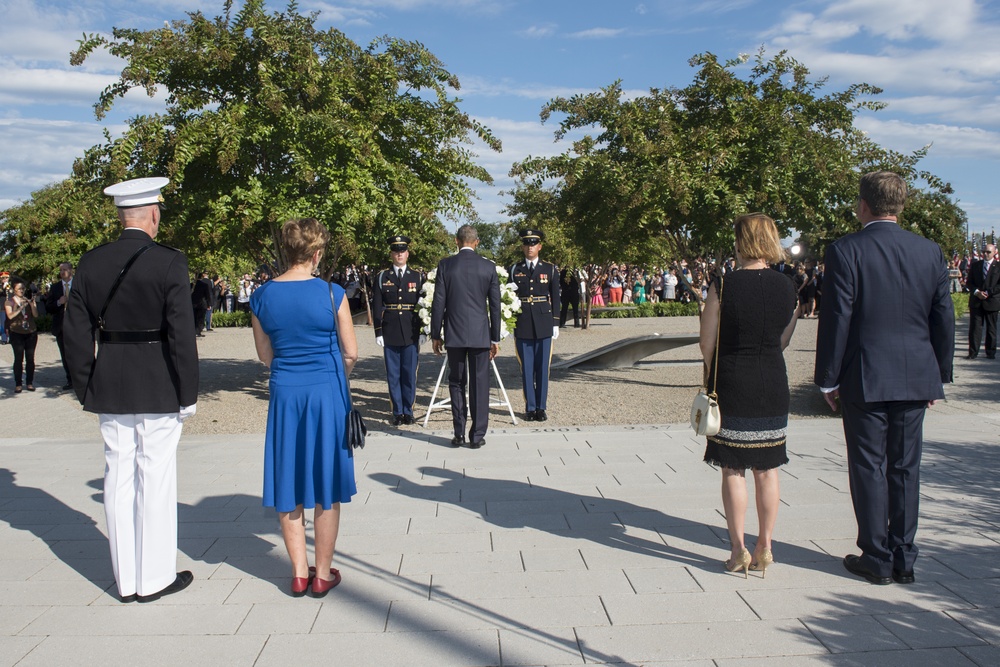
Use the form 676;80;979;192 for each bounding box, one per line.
250;218;358;597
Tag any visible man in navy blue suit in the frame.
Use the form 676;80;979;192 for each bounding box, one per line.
815;171;954;585
430;225;501;448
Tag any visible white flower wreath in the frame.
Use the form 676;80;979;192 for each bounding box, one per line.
418;264;521;341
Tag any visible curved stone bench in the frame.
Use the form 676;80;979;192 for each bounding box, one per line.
551;333;700;370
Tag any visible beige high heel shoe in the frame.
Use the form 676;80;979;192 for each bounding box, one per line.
724;548;752;579
749;549;774;578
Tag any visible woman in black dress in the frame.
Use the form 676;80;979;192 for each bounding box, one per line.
699;214;800;578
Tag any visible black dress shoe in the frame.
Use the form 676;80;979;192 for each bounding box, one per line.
450;436;465;447
469;438;486;449
524;411;537;422
988;354;997;359
843;555;891;585
119;593;137;603
62;383;73;391
966;354;979;359
535;409;548;422
137;571;194;602
402;415;415;425
892;570;915;584
392;414;404;426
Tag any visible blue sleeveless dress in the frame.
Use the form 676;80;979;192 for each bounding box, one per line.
250;279;357;511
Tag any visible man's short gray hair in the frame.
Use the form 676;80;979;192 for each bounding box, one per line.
859;171;907;217
455;224;479;245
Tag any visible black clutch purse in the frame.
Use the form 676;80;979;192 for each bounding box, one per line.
348;408;367;450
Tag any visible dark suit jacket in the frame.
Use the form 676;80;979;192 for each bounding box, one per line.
372;266;423;346
191;278;212;310
44;280;70;336
967;259;1000;312
430;248;501;347
509;259;560;339
64;229;199;413
815;221;954;402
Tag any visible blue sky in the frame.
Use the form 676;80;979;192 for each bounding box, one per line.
2;0;999;237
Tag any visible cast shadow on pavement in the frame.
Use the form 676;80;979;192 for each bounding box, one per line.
369;467;825;574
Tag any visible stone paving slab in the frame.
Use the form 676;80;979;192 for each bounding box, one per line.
1;413;999;665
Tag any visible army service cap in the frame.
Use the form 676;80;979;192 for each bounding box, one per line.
389;235;411;252
104;177;170;209
519;229;545;245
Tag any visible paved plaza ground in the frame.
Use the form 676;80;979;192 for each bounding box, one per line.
1;317;999;665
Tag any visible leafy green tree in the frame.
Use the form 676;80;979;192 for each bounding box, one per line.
70;0;500;274
508;50;967;326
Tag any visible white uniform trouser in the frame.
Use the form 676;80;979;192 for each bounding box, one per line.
99;412;183;597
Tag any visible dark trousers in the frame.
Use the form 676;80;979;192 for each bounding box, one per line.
841;396;926;577
55;331;71;383
560;296;580;327
384;343;418;417
968;304;998;357
193;306;206;334
515;336;552;412
9;331;38;387
446;346;490;442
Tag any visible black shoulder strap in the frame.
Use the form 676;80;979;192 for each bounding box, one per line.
98;242;156;330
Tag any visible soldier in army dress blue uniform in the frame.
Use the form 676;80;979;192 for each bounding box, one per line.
372;235;424;425
509;229;560;421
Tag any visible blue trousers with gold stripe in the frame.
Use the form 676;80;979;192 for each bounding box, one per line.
515;337;552;412
384;343;418;417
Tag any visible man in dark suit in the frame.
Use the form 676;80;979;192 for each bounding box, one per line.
430;224;501;448
510;229;560;421
966;244;1000;359
373;235;424;425
191;271;212;337
815;171;954;586
44;262;75;389
64;177;199;603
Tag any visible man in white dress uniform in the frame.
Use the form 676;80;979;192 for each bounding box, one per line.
64;177;199;602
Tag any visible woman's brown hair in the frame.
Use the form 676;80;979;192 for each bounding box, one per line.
282;218;330;267
734;213;785;264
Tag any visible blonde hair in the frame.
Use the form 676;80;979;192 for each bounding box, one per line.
734;213;785;264
282;218;330;267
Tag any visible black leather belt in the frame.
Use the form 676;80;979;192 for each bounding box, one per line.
99;330;168;344
384;304;415;311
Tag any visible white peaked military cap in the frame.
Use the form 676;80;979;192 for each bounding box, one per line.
103;177;170;208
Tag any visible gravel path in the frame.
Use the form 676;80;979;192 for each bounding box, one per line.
2;313;994;438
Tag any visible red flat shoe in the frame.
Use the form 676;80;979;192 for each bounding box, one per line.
291;574;313;597
311;568;341;598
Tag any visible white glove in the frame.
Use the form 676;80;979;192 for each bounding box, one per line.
179;404;197;422
376;336;384;348
419;334;427;346
552;326;560;340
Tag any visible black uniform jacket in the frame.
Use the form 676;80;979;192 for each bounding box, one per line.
64;229;199;414
372;267;423;346
509;259;560;339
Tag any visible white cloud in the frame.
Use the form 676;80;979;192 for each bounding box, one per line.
336;0;504;12
519;23;557;38
856;117;1000;160
763;0;1000;98
303;1;379;26
0;118;120;204
821;0;979;42
569;27;626;39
